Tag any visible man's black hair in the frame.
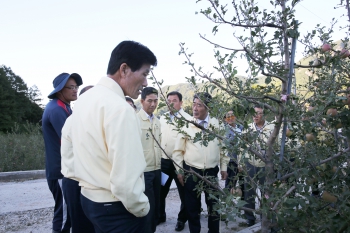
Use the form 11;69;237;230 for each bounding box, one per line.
107;41;157;75
125;96;134;104
167;91;182;102
193;92;212;108
125;96;137;110
141;87;158;100
79;85;94;96
253;104;264;112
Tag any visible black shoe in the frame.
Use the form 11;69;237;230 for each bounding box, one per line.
175;221;185;231
246;219;255;227
239;219;255;227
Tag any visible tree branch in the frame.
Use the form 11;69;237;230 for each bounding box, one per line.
271;185;296;211
199;34;245;51
261;70;286;82
179;43;278;112
207;0;284;29
280;148;350;180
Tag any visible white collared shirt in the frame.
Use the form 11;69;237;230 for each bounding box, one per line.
169;109;183;121
253;121;268;132
196;114;210;129
141;108;154;123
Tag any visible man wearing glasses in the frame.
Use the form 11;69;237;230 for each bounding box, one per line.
42;73;82;233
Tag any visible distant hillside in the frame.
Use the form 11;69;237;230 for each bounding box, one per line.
295;39;345;91
135;40;345;116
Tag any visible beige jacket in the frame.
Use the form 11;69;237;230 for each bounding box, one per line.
238;121;275;167
61;116;75;179
137;109;162;172
159;109;191;160
68;77;149;217
173;117;229;171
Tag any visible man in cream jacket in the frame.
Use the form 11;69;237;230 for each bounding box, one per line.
137;87;162;233
69;41;157;233
238;105;274;227
159;91;191;231
61;86;94;233
173;92;229;233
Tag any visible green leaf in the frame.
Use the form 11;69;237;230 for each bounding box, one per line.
265;76;272;84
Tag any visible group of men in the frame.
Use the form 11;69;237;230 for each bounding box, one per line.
42;40;271;233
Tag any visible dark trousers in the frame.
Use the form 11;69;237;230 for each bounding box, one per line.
144;169;161;233
183;162;220;233
225;161;245;198
62;177;94;233
160;158;187;223
244;163;265;221
47;179;71;232
80;194;145;233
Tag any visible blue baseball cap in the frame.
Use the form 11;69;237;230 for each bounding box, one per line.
48;73;83;99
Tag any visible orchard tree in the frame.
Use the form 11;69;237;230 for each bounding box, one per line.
151;0;350;232
0;66;43;132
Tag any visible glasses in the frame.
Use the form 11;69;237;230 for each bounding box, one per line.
64;86;79;90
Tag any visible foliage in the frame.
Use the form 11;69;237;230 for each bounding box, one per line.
152;0;350;232
0;122;45;172
0;65;43;132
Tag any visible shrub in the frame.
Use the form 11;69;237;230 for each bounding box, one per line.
0;122;45;172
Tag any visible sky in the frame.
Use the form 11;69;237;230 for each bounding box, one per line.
0;0;347;104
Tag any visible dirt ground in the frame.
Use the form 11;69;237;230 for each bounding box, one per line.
0;179;250;233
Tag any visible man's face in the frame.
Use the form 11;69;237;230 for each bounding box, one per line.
141;93;158;115
253;107;264;125
123;64;150;99
58;78;78;103
225;111;236;126
193;98;208;120
167;94;182;112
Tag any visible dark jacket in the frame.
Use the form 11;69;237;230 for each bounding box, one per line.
42;98;71;179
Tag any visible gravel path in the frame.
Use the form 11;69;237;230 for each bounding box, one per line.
0;179;249;233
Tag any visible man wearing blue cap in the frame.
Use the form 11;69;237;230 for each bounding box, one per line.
42;73;82;233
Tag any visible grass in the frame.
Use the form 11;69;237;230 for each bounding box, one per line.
0;122;45;172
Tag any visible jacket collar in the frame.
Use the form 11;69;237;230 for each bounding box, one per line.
139;108;153;121
190;115;211;129
97;77;125;99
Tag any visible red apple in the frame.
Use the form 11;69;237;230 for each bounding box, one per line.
305;133;315;142
321;43;331;52
340;49;350;58
326;108;338;117
322;191;337;203
335;122;343;129
308;106;315;112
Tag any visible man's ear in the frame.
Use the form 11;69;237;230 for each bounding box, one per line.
141;99;144;104
120;63;129;77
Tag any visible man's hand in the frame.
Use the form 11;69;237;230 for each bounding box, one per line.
221;171;228;180
177;174;184;186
